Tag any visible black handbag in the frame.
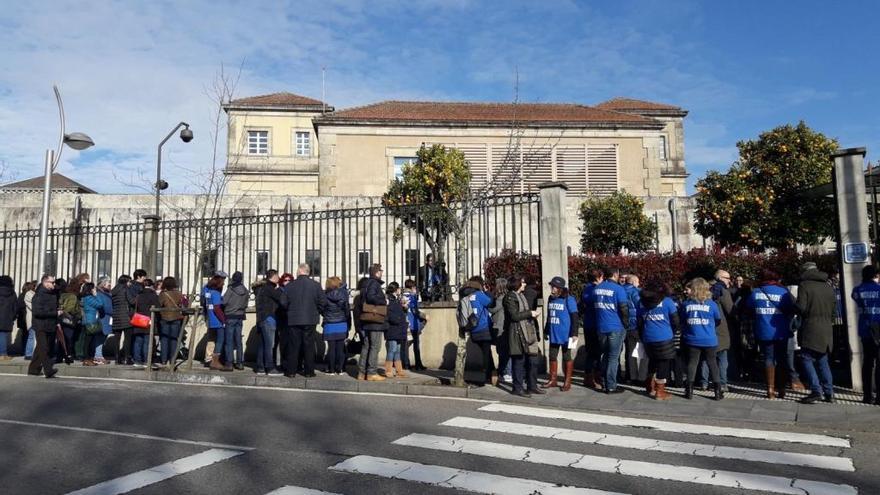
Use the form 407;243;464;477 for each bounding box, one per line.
345;333;364;355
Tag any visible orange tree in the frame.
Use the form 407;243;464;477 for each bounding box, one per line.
694;122;838;251
578;191;657;254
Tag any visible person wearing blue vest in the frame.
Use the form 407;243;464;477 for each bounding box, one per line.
852;265;880;404
746;269;796;399
204;272;231;372
542;277;579;392
579;269;603;389
622;274;644;385
637;280;679;400
588;266;630;394
680;277;723;400
460;276;495;386
401;279;427;371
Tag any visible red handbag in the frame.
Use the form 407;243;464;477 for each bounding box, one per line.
130;313;151;329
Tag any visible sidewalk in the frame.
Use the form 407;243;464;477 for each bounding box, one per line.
1;357;876;433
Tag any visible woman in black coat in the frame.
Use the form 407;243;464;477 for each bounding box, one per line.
0;275;17;359
503;275;542;397
132;279;159;367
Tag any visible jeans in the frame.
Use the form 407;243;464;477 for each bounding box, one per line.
759;340;788;367
227;319;244;365
326;339;345;373
214;325;233;364
25;328;35;358
386;339;401;362
358;330;384;376
699;349;729;386
0;331;8;355
86;332;105;359
286;325;316;376
159;320;182;364
800;349;833;396
599;330;625;391
256;319;277;372
132;333;148;364
512;354;540;393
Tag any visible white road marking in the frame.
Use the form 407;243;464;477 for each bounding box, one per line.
393;433;858;495
0;417;254;451
442;416;855;472
479;403;851;448
65;448;244;495
265;487;341;495
330;455;628;495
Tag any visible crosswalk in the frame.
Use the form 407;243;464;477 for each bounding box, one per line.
320;402;859;495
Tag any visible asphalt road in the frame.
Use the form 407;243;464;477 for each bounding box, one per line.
0;374;876;495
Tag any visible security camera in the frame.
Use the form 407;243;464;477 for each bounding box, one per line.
179;127;193;143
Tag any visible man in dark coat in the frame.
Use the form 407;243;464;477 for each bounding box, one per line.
701;270;734;391
27;275;59;378
110;274;133;364
0;275;17;359
796;264;837;403
357;264;388;381
417;254;447;302
280;263;327;377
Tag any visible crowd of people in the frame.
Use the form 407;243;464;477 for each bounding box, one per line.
1;255;879;406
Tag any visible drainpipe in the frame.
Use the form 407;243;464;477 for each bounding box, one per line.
668;197;679;252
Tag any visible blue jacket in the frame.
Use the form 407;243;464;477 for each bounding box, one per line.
623;283;641;330
404;291;423;334
680;298;721;347
589;280;629;333
385;294;408;341
82;294;104;326
545;294;578;345
852;281;880;339
97;289;113;335
322;286;350;341
580;283;597;332
747;284;795;341
460;284;492;337
638;297;677;344
204;287;224;329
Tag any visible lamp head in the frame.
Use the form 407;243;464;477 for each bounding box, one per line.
179;126;193;143
64;132;95;151
156;179;169;191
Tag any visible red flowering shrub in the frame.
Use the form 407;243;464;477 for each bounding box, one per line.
483;248;836;296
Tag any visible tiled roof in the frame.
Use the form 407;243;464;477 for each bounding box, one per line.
1;173;96;193
225;92;329;109
595;98;686;115
316;101;663;128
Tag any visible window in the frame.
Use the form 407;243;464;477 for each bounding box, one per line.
247;130;268;155
95;250;112;279
200;249;218;278
295;131;311;156
393;156;417;179
659;135;668;160
305;249;321;278
405;249;420;277
256;251;270;276
357;250;371;276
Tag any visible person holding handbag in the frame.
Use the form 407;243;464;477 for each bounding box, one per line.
504;275;542;397
357;264;388;381
158;277;187;368
132;279;159;368
56;279;79;364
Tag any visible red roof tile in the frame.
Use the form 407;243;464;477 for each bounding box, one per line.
595;98;685;113
226;92;328;108
317;101;661;127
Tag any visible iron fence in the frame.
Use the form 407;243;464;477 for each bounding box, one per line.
0;193;541;295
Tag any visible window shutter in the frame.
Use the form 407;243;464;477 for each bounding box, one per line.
490;144;519;192
587;144;618;195
458;144;488;188
521;146;552;192
556;146;587;194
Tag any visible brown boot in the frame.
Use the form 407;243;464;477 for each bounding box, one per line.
765;366;777;399
542;360;558;388
584;371;597;389
209;354;223;371
357;373;366;380
367;373;385;381
561;361;574;392
791;379;806;392
384;361;394;378
646;375;656;397
395;361;407;378
655;381;671;400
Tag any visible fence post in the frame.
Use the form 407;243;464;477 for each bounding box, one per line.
832;147;869;392
142;214;160;279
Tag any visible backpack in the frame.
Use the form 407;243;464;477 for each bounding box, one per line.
456;295;478;331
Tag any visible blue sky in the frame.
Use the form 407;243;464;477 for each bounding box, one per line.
0;0;877;194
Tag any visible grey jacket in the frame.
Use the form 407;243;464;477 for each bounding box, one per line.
223;283;250;321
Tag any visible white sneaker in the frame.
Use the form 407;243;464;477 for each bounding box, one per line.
503;374;513;384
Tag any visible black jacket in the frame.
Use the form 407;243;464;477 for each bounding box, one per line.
111;283;132;331
797;269;836;354
710;280;734;351
385;294;407;341
361;277;388;332
255;281;282;322
32;285;58;333
323;286;351;325
281;275;327;326
134;289;159;334
15;291;27;331
0;286;17;332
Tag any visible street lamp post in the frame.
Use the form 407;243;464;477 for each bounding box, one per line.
37;86;94;276
155;122;193;218
149;122;192;278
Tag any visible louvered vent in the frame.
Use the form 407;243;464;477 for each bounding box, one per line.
556;146;588;194
587;144;618;195
521;146;553;193
458;144;489;188
490;144;520;193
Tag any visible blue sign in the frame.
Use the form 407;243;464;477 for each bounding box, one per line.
844;242;869;264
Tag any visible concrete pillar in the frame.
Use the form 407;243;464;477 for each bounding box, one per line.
832;147;869;392
538;182;569;292
142;214;160;280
